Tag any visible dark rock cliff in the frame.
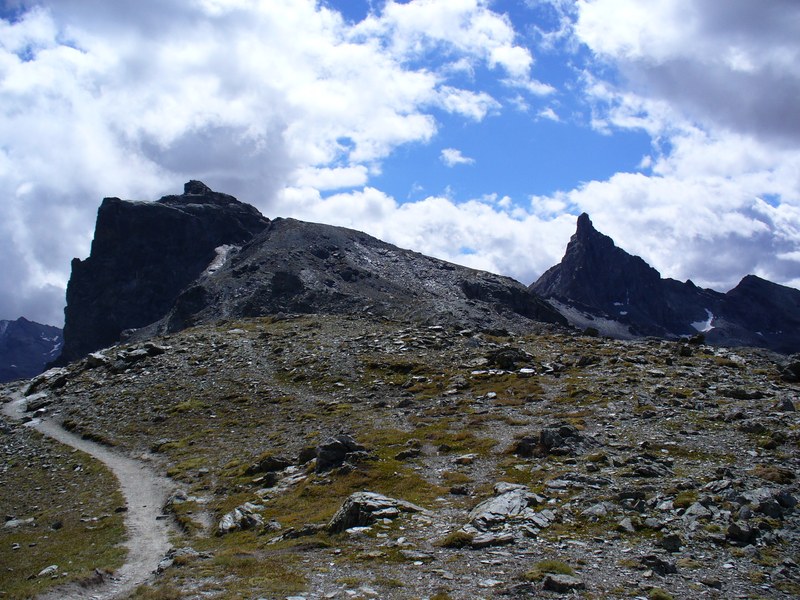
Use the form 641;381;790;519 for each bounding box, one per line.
532;213;800;353
0;317;62;382
57;181;270;363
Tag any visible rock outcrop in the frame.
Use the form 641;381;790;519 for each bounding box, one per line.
532;213;800;353
57;181;270;363
0;318;62;382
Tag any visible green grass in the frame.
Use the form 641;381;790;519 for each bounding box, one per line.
523;559;575;581
0;432;127;599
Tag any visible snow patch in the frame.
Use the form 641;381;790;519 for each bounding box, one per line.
691;309;714;333
203;245;238;277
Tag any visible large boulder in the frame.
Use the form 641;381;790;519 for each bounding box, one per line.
327;492;425;533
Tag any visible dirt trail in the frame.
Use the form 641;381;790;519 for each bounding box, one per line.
2;391;176;599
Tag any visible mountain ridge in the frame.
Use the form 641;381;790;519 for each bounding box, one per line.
0;317;62;382
531;213;800;353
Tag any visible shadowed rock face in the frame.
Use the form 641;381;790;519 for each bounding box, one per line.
58;181;270;363
0;317;62;382
532;213;800;353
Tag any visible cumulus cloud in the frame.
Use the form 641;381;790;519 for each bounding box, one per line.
521;0;800;292
440;148;475;167
574;0;800;145
0;0;543;325
275;185;576;286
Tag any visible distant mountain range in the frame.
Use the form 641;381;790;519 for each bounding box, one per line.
31;182;799;369
531;213;800;353
0;317;62;382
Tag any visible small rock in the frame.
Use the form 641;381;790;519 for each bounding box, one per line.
217;502;263;535
542;573;585;592
659;532;683;552
328;492;425;533
640;555;677;575
37;565;58;578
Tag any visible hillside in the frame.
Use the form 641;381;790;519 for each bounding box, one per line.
2;313;798;599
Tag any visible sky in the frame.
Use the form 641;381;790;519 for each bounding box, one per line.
1;0;799;327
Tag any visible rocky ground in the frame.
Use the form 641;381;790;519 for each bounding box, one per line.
2;314;799;599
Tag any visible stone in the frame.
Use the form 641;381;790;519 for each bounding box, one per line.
727;522;759;545
217;502;264;535
315;434;368;472
542;573;585;592
470;532;514;548
37;565;58;578
658;532;683;552
468;483;543;532
581;502;612;518
640;555;677;575
682;502;713;520
617;517;636;533
513;422;594;458
245;454;291;476
327;492;424;533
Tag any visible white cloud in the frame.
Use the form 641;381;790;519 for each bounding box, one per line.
0;0;542;325
537;107;560;122
276;185;576;286
574;0;800;145
440;148;475;167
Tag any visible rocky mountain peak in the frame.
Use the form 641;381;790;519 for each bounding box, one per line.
0;317;62;382
532;214;800;353
57;183;270;364
57;184;565;365
574;212;598;238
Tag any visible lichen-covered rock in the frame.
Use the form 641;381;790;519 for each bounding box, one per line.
467;482;547;533
217;502;264;535
327;492;425;533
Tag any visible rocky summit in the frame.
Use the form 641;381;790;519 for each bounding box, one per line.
58;182;564;364
531;214;800;354
58;181;270;364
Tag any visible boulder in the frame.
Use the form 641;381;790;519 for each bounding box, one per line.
328;491;425;533
315;434;369;472
217;502;263;535
468;482;546;532
513;422;595;457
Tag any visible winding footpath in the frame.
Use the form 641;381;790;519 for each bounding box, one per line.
2;389;176;600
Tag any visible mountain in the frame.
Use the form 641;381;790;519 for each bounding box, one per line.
57;181;270;364
531;213;800;353
57;182;565;364
0;317;62;382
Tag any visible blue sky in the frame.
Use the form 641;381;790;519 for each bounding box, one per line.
1;0;799;326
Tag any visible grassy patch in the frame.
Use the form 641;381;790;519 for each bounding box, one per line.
0;432;126;599
523;559;575;581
